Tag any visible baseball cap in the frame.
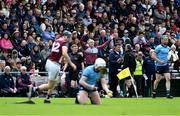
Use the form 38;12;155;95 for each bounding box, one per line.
124;29;129;33
95;58;106;67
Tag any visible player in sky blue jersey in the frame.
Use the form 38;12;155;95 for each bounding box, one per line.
75;58;112;105
151;35;173;99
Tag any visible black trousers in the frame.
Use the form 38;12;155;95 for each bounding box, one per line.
109;72;119;97
134;75;144;96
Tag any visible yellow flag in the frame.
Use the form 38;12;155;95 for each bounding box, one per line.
117;67;131;80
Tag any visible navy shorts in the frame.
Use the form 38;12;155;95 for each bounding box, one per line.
79;85;96;93
156;65;169;74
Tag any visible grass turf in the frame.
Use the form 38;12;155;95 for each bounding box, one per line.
0;97;179;116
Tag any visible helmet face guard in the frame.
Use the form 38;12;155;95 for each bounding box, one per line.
99;67;107;74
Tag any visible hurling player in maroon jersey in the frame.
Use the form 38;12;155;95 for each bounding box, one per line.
27;31;76;103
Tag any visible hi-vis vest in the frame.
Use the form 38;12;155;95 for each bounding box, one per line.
134;59;143;76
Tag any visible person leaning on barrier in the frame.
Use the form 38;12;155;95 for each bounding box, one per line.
16;66;33;97
0;66;17;97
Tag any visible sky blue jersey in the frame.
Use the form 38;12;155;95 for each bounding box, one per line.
82;65;101;86
155;44;170;66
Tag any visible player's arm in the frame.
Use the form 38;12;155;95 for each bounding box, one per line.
151;50;164;64
62;46;76;70
100;77;112;94
79;75;97;90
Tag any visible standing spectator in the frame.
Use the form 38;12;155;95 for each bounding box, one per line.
134;51;145;97
121;44;136;97
80;35;112;66
98;30;110;59
151;35;173;99
143;49;156;97
0;66;17;97
108;43;123;97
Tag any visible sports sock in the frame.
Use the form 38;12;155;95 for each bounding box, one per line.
166;90;170;95
34;87;39;92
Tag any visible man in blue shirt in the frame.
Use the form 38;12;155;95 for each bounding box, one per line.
75;58;112;105
151;35;173;99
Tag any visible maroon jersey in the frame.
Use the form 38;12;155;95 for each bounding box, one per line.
48;39;68;62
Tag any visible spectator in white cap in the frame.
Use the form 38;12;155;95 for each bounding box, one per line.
122;29;131;44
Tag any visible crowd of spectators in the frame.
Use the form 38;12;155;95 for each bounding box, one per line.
0;0;180;97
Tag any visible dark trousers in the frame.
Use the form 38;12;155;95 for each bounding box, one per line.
109;72;119;97
143;74;155;97
134;75;144;96
65;71;80;97
17;87;29;97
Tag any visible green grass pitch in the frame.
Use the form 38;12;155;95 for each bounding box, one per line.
0;97;180;116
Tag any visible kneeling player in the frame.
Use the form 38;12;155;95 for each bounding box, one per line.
75;58;112;105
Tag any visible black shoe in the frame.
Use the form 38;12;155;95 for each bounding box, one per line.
166;95;173;99
75;96;79;104
44;99;51;104
152;91;156;98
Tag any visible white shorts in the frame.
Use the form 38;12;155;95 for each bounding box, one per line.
45;59;60;81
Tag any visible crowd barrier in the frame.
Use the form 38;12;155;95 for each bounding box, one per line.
0;69;180;97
